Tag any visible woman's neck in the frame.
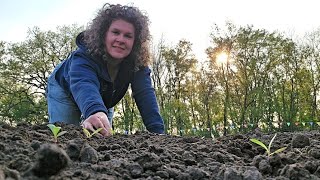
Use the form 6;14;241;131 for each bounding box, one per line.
107;58;121;82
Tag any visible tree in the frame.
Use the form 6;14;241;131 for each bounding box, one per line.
4;25;82;95
299;28;320;124
150;37;169;132
0;25;83;123
162;40;197;135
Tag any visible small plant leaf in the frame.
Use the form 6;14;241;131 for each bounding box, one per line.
57;131;67;137
270;147;287;156
53;127;61;136
250;133;286;157
83;128;91;138
83;128;103;138
91;128;103;136
47;124;61;137
47;124;57;133
47;124;55;130
47;124;66;142
268;133;277;152
250;138;269;154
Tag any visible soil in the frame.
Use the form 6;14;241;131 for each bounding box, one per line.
0;122;320;180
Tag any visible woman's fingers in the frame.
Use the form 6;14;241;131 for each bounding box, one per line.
100;116;112;134
82;120;95;132
95;112;112;136
83;112;113;137
95;116;111;137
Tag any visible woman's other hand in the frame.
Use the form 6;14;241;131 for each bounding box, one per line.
81;112;112;137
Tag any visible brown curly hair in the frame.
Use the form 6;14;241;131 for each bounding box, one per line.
83;3;151;70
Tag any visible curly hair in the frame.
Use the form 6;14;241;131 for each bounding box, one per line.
83;3;151;70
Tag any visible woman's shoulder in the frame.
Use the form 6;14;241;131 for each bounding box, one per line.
131;66;151;82
67;49;104;73
136;65;151;73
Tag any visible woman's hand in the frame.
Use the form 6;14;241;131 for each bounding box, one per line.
81;112;112;137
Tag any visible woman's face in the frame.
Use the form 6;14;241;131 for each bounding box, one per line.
105;19;135;61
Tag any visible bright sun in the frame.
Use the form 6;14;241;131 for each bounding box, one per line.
216;52;229;64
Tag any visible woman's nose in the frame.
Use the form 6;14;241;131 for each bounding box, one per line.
116;34;125;43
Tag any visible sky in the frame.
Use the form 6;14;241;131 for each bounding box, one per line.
1;0;320;60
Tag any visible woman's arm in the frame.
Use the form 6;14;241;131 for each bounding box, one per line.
131;67;165;134
69;54;112;136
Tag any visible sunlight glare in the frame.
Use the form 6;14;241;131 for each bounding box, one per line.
216;52;229;65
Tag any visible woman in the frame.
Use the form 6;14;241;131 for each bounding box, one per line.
46;3;164;136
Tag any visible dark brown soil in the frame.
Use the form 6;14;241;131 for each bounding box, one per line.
0;122;320;180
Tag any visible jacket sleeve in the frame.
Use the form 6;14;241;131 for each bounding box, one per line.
68;54;108;119
131;67;164;134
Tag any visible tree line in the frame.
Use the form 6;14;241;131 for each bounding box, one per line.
1;22;320;137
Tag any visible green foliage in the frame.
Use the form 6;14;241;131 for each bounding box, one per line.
250;133;287;156
160;40;198;135
1;22;320;135
83;128;103;138
4;25;83;94
0;78;47;124
47;124;67;143
0;25;83;124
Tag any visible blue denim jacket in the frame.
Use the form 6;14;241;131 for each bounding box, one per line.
53;33;164;133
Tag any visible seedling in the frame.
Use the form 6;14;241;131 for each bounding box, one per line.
250;133;287;157
47;124;67;143
83;128;103;138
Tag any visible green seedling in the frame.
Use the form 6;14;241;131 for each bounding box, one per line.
47;124;67;143
250;133;287;157
83;128;103;138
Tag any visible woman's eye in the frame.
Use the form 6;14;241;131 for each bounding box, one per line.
125;34;133;39
112;31;119;35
